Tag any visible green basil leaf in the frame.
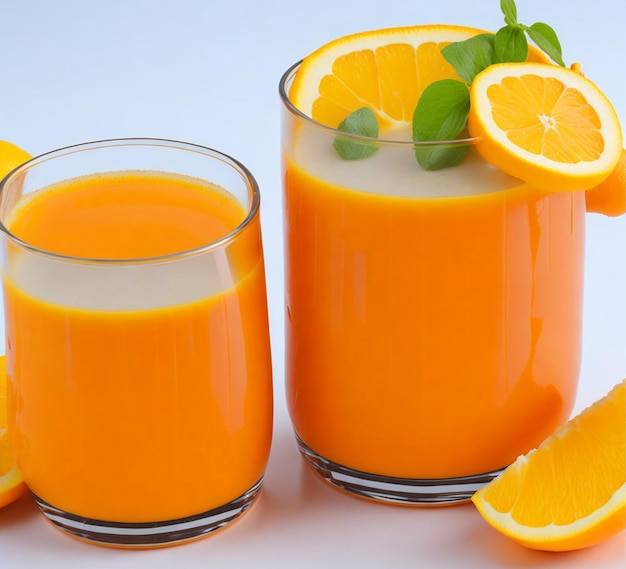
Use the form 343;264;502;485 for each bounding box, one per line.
527;22;565;66
494;25;528;63
412;79;471;170
441;33;495;84
500;0;518;26
413;142;470;171
333;107;380;160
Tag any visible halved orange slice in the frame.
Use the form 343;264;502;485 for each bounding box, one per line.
289;25;549;131
472;380;625;551
468;62;623;192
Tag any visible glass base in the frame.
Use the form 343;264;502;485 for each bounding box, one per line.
32;478;263;548
296;435;503;506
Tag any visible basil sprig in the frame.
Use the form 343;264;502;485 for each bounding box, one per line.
333;0;565;171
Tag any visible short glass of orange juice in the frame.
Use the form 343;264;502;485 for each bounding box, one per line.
280;57;584;505
0;139;273;546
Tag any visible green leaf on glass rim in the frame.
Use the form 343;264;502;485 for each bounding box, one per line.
441;33;495;84
500;0;518;26
527;22;565;66
413;139;471;172
494;25;528;63
412;79;471;170
333;107;379;160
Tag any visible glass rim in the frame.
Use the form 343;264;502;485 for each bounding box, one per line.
0;137;261;266
279;60;477;147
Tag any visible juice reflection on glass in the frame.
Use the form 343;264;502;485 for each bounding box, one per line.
0;139;273;547
280;61;584;505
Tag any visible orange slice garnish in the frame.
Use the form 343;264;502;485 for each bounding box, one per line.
468;62;623;192
289;25;549;131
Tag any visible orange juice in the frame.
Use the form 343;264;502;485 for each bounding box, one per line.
282;116;583;490
2;169;273;525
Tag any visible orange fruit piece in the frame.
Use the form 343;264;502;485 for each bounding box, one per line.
0;141;30;509
472;380;626;552
585;147;626;216
0;140;31;181
468;62;623;193
289;25;549;131
0;355;27;509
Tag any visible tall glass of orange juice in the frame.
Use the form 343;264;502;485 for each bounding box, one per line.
0;139;273;546
279;31;587;505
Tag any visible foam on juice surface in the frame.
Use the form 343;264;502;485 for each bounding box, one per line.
292;125;525;197
4;251;236;311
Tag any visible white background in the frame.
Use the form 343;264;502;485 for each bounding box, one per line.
0;1;624;567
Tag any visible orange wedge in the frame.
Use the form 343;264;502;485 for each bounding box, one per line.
0;355;27;509
468;62;623;192
585;147;626;216
290;25;549;131
472;380;626;552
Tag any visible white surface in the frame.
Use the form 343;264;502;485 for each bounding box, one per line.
0;0;624;567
